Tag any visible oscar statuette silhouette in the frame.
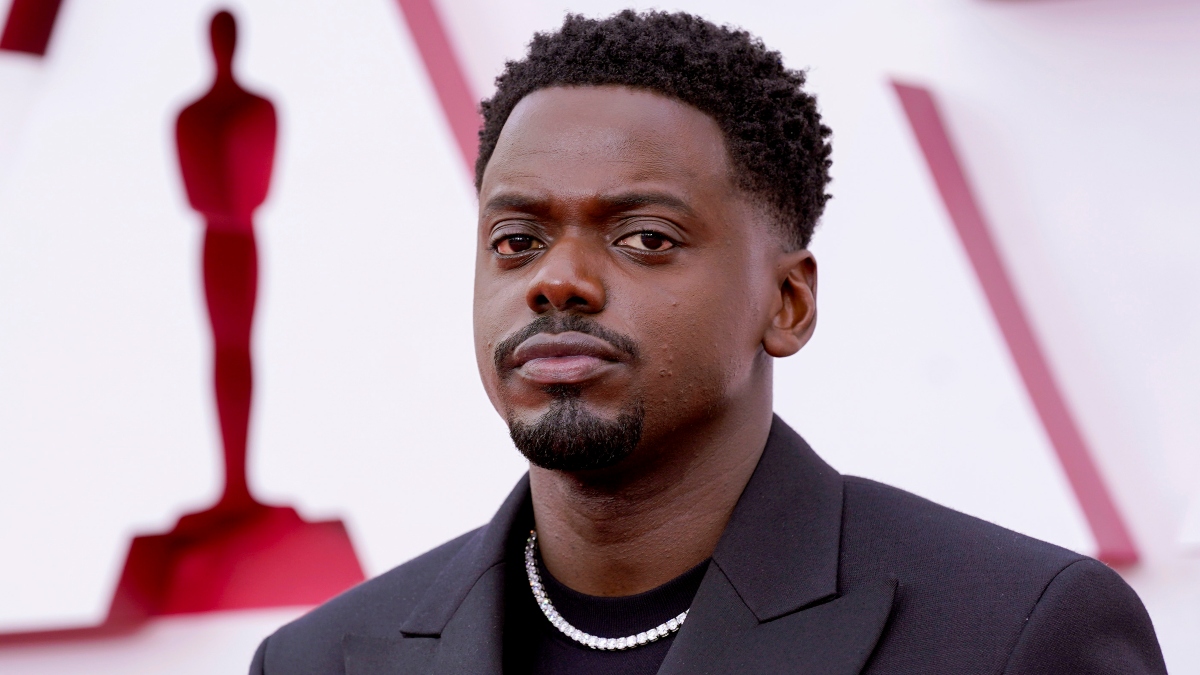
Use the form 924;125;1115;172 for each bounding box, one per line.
0;10;363;645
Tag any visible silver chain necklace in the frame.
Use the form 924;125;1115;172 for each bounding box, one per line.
524;530;689;651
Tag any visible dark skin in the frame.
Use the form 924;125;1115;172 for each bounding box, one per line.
474;86;818;597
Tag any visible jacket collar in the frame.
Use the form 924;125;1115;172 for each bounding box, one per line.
347;475;531;675
399;415;843;633
346;416;892;675
656;417;894;675
398;474;530;637
710;415;844;621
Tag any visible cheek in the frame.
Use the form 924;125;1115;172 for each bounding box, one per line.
472;268;512;399
626;268;761;411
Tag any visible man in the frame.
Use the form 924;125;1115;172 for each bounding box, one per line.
251;11;1166;674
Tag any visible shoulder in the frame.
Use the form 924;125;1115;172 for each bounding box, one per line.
250;528;479;675
840;475;1085;577
839;477;1162;673
1001;556;1167;673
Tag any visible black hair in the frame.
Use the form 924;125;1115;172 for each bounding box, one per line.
475;10;832;249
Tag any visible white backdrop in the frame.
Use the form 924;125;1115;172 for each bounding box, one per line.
1;0;1197;672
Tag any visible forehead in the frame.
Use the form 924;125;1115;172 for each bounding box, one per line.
479;86;734;201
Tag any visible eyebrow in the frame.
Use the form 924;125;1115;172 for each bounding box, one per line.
482;193;548;215
482;191;695;218
595;191;694;216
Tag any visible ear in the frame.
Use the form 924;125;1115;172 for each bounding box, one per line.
763;250;817;358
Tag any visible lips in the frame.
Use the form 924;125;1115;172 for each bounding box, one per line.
506;331;629;384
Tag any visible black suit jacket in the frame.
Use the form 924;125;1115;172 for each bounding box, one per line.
250;417;1166;674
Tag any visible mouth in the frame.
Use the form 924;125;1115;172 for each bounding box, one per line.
506;331;630;385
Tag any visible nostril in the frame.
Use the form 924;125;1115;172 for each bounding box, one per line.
564;296;589;310
533;294;550;308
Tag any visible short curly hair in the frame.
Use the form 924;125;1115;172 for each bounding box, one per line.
475;10;832;249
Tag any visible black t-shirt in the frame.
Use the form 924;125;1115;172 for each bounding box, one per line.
503;538;709;675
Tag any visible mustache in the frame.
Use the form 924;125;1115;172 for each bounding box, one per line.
493;314;641;374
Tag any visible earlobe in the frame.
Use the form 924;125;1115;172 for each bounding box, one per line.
762;251;817;358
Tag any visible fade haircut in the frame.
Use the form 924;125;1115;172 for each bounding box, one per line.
475;10;833;249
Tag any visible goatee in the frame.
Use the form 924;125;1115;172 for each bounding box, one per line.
508;388;644;472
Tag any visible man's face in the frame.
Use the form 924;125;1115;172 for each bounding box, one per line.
474;86;789;471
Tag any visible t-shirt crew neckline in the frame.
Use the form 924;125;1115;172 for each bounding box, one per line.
535;554;710;640
504;542;710;675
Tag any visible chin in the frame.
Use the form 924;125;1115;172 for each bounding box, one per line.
507;394;645;472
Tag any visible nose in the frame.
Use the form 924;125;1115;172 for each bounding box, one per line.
525;235;606;314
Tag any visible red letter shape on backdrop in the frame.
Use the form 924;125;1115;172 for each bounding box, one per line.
0;11;363;646
0;0;63;56
891;81;1138;565
392;0;480;171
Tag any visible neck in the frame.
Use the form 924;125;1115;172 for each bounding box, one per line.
212;65;236;89
529;369;773;597
201;216;256;239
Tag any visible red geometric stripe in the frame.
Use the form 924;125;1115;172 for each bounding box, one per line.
892;80;1138;565
0;0;63;56
392;0;481;173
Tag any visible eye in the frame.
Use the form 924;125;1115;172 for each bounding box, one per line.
616;232;675;252
494;234;545;255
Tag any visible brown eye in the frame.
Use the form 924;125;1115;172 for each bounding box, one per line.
617;232;675;251
496;235;544;255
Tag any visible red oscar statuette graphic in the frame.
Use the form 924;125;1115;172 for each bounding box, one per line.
0;10;364;645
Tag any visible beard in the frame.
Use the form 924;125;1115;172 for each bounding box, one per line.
508;387;644;472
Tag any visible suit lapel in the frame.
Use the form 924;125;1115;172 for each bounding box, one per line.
344;475;531;675
660;416;894;675
658;564;895;675
421;563;507;675
342;565;507;675
711;417;844;619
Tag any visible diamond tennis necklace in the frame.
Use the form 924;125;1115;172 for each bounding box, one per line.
524;530;689;651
